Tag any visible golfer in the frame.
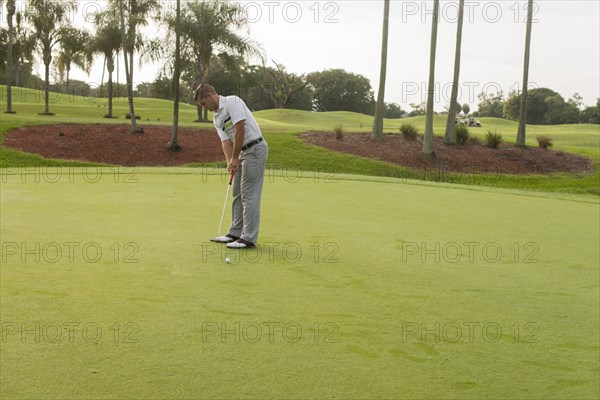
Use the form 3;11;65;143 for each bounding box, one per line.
195;84;268;249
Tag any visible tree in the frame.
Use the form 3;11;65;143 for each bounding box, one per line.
165;0;264;122
384;103;406;119
26;0;78;115
308;69;375;114
168;0;181;151
580;99;600;124
409;102;426;117
266;61;312;110
236;64;312;111
476;91;504;117
204;54;245;98
56;28;92;92
568;92;584;109
462;103;470;115
115;0;161;132
443;0;464;145
505;88;574;125
4;0;16;113
516;0;534;146
423;0;439;158
3;10;36;88
92;11;121;118
372;0;390;140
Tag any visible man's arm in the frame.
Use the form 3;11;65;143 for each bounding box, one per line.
221;139;233;166
228;120;246;174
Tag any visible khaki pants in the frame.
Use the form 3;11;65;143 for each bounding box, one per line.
228;141;268;243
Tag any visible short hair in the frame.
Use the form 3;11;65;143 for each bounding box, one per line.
194;84;216;102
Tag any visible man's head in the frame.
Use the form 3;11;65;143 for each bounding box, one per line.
194;84;220;112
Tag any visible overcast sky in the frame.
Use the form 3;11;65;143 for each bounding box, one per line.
9;0;600;111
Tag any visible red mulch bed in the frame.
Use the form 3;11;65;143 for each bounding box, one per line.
3;124;223;166
2;124;594;175
301;131;594;175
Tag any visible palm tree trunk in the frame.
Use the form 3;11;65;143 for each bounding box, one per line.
100;56;106;98
516;0;534;147
44;60;51;114
107;57;114;118
169;0;181;151
15;59;20;87
372;0;390;141
118;0;137;132
444;0;464;144
5;0;15;113
66;65;70;94
195;56;209;122
423;0;439;158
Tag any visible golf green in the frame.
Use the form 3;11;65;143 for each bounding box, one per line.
1;168;598;399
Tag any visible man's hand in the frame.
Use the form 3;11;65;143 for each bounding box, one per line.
228;158;240;175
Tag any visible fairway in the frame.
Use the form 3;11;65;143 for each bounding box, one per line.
1;168;598;399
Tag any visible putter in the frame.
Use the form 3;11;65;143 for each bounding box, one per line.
217;171;235;237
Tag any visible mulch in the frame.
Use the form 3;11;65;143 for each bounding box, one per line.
300;131;594;175
3;124;223;166
2;124;594;175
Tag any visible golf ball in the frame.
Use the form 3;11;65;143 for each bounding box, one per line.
225;257;231;264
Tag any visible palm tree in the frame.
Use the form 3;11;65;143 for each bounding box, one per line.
92;12;121;118
115;0;160;132
26;0;78;115
516;0;534;147
56;28;92;92
4;0;16;113
166;0;263;122
168;0;182;151
7;11;35;88
372;0;390;140
423;0;440;158
443;0;465;145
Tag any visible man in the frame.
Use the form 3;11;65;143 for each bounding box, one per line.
195;84;268;249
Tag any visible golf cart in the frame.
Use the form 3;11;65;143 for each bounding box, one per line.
467;117;481;127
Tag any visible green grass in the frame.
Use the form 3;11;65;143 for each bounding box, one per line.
1;169;598;399
1;85;599;196
2;84;599;398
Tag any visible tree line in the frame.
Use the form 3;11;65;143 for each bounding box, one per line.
1;0;598;149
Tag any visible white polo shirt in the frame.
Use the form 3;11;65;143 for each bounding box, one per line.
213;95;263;147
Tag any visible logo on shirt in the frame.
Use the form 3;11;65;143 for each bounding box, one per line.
222;117;234;136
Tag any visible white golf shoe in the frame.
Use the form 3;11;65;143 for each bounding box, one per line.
226;239;256;249
210;234;238;243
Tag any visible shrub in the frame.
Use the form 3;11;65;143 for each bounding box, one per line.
400;123;418;140
454;124;469;145
537;135;553;149
333;124;344;141
484;129;503;149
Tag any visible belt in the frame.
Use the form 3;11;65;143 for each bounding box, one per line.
241;137;263;151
